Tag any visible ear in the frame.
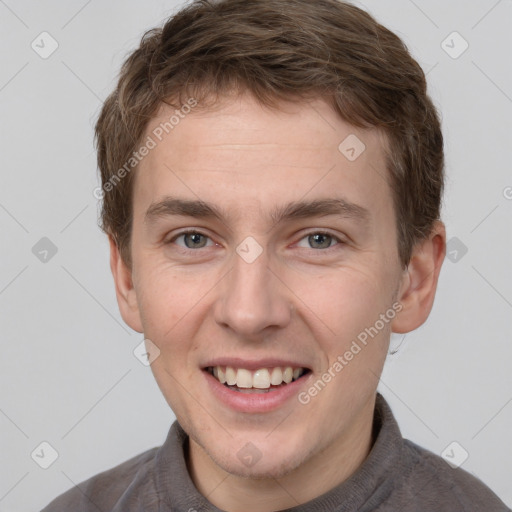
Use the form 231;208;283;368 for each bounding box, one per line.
109;235;144;333
391;221;446;333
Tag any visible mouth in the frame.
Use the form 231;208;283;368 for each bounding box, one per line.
203;365;312;394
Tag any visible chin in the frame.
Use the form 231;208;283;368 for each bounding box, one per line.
198;429;313;480
221;449;308;480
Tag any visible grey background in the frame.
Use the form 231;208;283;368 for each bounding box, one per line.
0;0;511;510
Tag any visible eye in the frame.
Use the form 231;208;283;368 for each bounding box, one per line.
165;230;344;253
167;230;214;250
296;231;344;250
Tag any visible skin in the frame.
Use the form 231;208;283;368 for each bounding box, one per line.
110;92;446;512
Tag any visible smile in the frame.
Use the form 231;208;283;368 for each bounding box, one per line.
202;363;313;413
206;366;310;393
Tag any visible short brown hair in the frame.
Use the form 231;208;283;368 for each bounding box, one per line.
95;0;444;269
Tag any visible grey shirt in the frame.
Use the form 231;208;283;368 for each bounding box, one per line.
41;393;510;511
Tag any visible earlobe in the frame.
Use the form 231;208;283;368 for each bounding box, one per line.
391;221;446;334
109;236;144;333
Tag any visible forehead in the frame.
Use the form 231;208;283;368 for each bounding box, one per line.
146;94;387;162
135;94;391;226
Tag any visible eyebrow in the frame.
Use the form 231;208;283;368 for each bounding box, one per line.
144;196;370;228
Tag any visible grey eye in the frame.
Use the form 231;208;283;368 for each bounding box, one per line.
296;232;338;250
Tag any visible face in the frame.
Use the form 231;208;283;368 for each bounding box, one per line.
115;93;412;479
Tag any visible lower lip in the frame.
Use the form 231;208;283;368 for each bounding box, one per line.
203;370;312;413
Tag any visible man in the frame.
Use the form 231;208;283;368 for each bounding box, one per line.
42;0;509;510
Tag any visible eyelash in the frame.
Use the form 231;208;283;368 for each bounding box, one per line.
166;229;345;253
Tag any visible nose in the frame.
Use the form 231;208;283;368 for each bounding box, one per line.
213;248;293;338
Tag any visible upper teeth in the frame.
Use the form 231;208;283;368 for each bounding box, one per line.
210;366;305;389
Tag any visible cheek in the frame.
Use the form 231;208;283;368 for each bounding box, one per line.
135;263;204;344
289;265;390;349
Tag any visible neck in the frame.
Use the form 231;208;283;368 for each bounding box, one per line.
186;396;377;512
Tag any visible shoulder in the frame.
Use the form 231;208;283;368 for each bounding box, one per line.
40;446;159;511
392;439;510;512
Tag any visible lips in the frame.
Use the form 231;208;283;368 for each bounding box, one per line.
200;357;312;412
203;364;312;413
